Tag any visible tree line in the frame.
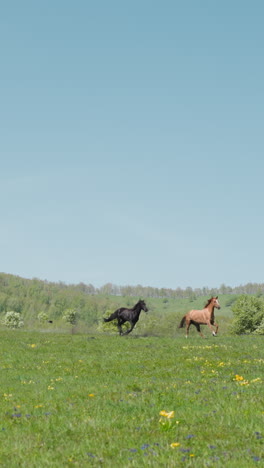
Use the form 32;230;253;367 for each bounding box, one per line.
97;282;264;298
1;273;264;304
1;272;264;334
0;272;264;327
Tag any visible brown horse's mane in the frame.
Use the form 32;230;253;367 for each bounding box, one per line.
204;297;215;308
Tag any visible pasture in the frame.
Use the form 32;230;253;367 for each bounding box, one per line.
0;330;263;467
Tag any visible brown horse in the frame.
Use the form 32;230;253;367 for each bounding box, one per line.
178;296;220;338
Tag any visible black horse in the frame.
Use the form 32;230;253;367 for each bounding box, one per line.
103;299;148;335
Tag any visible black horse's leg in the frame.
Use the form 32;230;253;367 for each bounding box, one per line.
117;319;123;335
122;321;135;335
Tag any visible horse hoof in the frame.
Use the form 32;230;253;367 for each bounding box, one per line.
212;332;217;337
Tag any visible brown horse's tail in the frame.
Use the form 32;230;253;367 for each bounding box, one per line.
178;315;186;328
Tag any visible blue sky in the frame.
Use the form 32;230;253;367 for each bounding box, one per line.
1;1;264;290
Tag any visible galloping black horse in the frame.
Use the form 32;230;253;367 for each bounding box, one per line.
103;299;148;336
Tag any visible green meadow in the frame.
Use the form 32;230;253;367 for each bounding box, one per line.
0;327;263;467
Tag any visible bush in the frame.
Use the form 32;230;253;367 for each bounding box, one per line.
38;312;49;323
63;308;77;325
3;311;24;329
254;317;264;335
231;295;264;334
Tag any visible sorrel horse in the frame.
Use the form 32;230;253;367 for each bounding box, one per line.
178;296;220;338
103;299;148;336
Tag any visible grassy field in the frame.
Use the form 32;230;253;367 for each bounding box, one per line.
0;328;263;467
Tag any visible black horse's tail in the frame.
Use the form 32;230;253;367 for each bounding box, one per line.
103;310;119;323
178;315;186;328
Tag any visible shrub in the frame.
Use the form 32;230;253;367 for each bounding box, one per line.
254;317;264;335
3;311;24;329
38;312;49;323
231;295;264;334
63;308;77;325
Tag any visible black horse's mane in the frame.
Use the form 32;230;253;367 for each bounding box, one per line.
133;299;145;309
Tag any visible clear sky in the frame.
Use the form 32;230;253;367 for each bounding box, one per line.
1;1;264;290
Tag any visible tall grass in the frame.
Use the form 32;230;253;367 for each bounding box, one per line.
0;329;263;467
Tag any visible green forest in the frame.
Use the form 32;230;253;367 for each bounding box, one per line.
1;272;264;335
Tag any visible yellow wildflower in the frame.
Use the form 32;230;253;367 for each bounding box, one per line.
170;442;180;448
234;374;244;381
239;380;249;386
159;410;174;418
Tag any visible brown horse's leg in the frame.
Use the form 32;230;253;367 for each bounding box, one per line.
195;323;204;338
206;321;217;336
214;322;219;335
186;319;191;338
